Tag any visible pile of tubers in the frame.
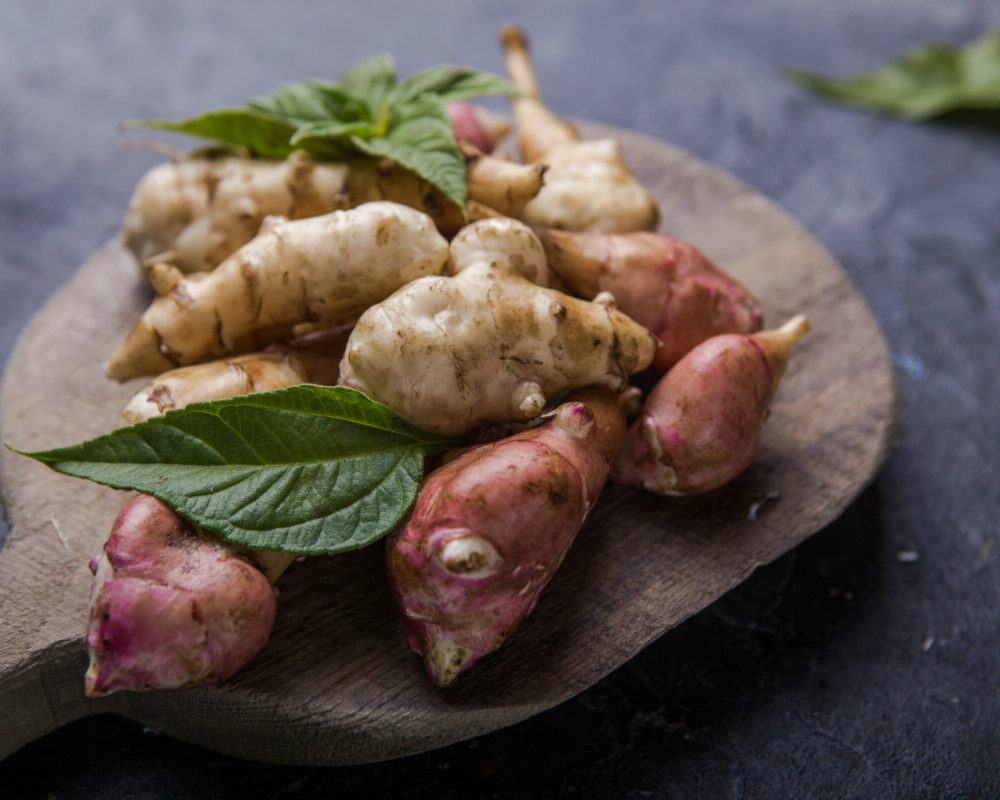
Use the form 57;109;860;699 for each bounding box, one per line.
84;24;808;694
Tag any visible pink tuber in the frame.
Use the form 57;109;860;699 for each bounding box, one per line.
85;495;278;695
612;315;810;496
386;387;633;686
446;101;511;153
536;228;764;372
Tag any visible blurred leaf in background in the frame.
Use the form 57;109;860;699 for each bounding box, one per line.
785;28;1000;120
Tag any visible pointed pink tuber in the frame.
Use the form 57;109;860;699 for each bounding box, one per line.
612;315;810;495
387;387;631;686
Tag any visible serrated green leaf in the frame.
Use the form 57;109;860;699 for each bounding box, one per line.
395;64;523;106
125;54;521;205
125;109;298;158
290;118;379;146
785;28;1000;119
340;53;397;118
14;385;461;556
352;95;467;206
249;79;371;125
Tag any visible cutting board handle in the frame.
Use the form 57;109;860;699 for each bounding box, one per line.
0;536;116;760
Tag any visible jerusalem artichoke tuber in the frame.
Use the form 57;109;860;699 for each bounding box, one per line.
536;228;763;371
106;202;450;381
612;315;810;495
122;140;539;277
338;219;657;435
85;494;280;694
499;23;659;233
387;387;632;686
446;100;511;153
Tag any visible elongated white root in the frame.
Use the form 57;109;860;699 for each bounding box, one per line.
106;202;450;381
339;218;657;435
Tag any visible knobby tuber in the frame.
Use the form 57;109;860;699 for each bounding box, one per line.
612;315;810;495
87;331;351;694
446;100;511;153
122;135;533;277
106;201;450;381
462;142;546;220
500;23;659;233
339;218;657;435
536;228;763;371
387;387;633;686
118;326;348;425
85;495;280;695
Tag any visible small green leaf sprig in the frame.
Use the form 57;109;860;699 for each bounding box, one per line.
127;55;522;207
785;28;1000;119
14;385;463;555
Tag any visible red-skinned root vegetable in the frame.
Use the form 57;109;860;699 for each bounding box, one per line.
106;201;450;382
85;495;279;695
499;23;659;233
536;228;764;371
612;315;810;495
387;386;633;686
338;218;657;435
447;101;511;153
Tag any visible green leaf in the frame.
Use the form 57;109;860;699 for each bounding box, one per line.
15;386;461;555
340;53;397;118
353;95;468;206
290;119;379;146
785;28;1000;119
249;79;371;126
125;54;521;204
394;64;523;105
125;109;298;158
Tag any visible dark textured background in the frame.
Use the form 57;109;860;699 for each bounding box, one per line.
2;1;999;797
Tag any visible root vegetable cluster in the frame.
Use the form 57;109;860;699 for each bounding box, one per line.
61;25;810;694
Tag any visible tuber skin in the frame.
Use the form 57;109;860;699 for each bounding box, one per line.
387;387;632;686
499;23;659;234
122;137;533;277
462;142;546;220
612;315;810;495
85;495;279;695
118;326;348;425
338;218;657;435
106;201;450;382
536;228;764;371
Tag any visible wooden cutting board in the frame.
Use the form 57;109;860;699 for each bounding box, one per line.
0;123;897;765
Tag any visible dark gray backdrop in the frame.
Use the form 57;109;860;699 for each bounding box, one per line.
2;1;999;797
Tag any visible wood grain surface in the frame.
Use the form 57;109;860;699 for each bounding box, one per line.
0;122;897;765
